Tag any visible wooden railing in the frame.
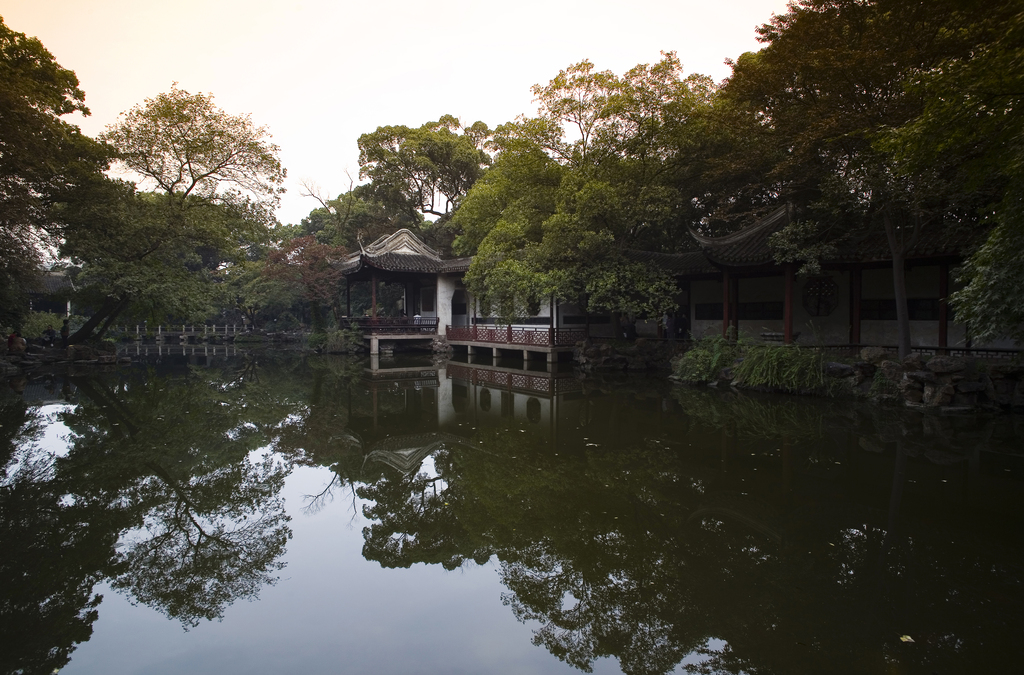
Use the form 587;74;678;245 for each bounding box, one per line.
341;317;439;335
111;324;243;338
446;325;586;347
446;362;583;395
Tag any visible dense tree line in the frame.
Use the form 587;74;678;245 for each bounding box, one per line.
2;0;1021;349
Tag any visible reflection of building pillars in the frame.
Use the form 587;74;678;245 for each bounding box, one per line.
782;436;793;493
720;426;729;472
372;388;379;432
879;440;908;566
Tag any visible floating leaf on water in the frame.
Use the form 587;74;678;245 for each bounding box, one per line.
899;635;914;643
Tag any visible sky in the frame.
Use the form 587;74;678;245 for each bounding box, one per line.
2;0;791;226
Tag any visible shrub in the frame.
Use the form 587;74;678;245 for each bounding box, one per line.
308;326;364;353
732;344;828;393
672;334;741;383
17;311;85;341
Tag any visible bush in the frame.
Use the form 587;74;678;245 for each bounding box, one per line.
17;311;85;342
732;344;828;393
308;326;364;353
672;334;742;383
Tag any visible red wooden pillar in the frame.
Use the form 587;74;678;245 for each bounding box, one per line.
722;270;731;338
938;263;949;354
731;276;740;337
784;265;795;344
850;267;862;348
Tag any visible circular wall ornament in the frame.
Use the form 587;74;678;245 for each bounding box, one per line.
802;276;839;317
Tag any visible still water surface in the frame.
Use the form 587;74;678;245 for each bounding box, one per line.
3;352;1023;675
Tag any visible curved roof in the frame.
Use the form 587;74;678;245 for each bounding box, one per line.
690;206;791;267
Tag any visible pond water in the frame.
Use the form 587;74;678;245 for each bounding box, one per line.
3;352;1024;675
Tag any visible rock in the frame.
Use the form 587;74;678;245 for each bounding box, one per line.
118;356;132;364
905;370;937;384
904;389;924;403
879;360;903;382
1014;381;1024;409
956;380;987;393
67;344;96;361
859;436;884;453
860;346;891;364
926;355;966;374
96;354;117;364
902;353;926;370
825;362;854;378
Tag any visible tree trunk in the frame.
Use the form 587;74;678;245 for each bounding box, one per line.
890;250;911;359
68;296;128;345
882;210;921;360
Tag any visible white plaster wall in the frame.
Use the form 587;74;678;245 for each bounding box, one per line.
436;275;457;337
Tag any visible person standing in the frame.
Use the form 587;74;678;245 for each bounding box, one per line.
60;319;70;349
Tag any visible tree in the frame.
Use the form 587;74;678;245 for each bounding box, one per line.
264;235;346;332
0;17;108;327
885;3;1024;344
63;86;286;342
100;84;285;219
357;115;490;228
721;0;1008;357
298;179;426;251
59;182;268;341
454;53;710;323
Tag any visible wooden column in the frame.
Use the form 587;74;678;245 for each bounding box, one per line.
784;265;795;344
722;270;731;338
731;275;740;337
370;271;377;318
938;263;949;353
850;267;862;347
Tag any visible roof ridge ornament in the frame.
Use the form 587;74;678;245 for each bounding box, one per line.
362;229;441;260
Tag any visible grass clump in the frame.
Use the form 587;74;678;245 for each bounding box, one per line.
732;344;828;393
672;334;742;383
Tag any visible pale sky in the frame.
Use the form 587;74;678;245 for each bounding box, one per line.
2;0;790;226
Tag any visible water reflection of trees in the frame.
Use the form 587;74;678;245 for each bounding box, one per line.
357;383;1024;675
0;360;297;672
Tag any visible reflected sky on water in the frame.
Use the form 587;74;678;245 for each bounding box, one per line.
3;352;1024;675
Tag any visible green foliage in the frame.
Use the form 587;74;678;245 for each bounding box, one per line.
17;312;85;340
672;334;741;384
457;52;708;323
732;344;828;393
0;17;109;327
307;326;365;353
868;369;902;402
99;84;285;221
358;115;490;221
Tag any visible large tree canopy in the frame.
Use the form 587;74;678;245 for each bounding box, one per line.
357;115;490;222
453;53;712;322
719;0;1012;356
100;85;286;221
0;16;108;326
62;87;287;342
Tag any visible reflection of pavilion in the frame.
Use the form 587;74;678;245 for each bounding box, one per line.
353;358;586;477
362;431;481;475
